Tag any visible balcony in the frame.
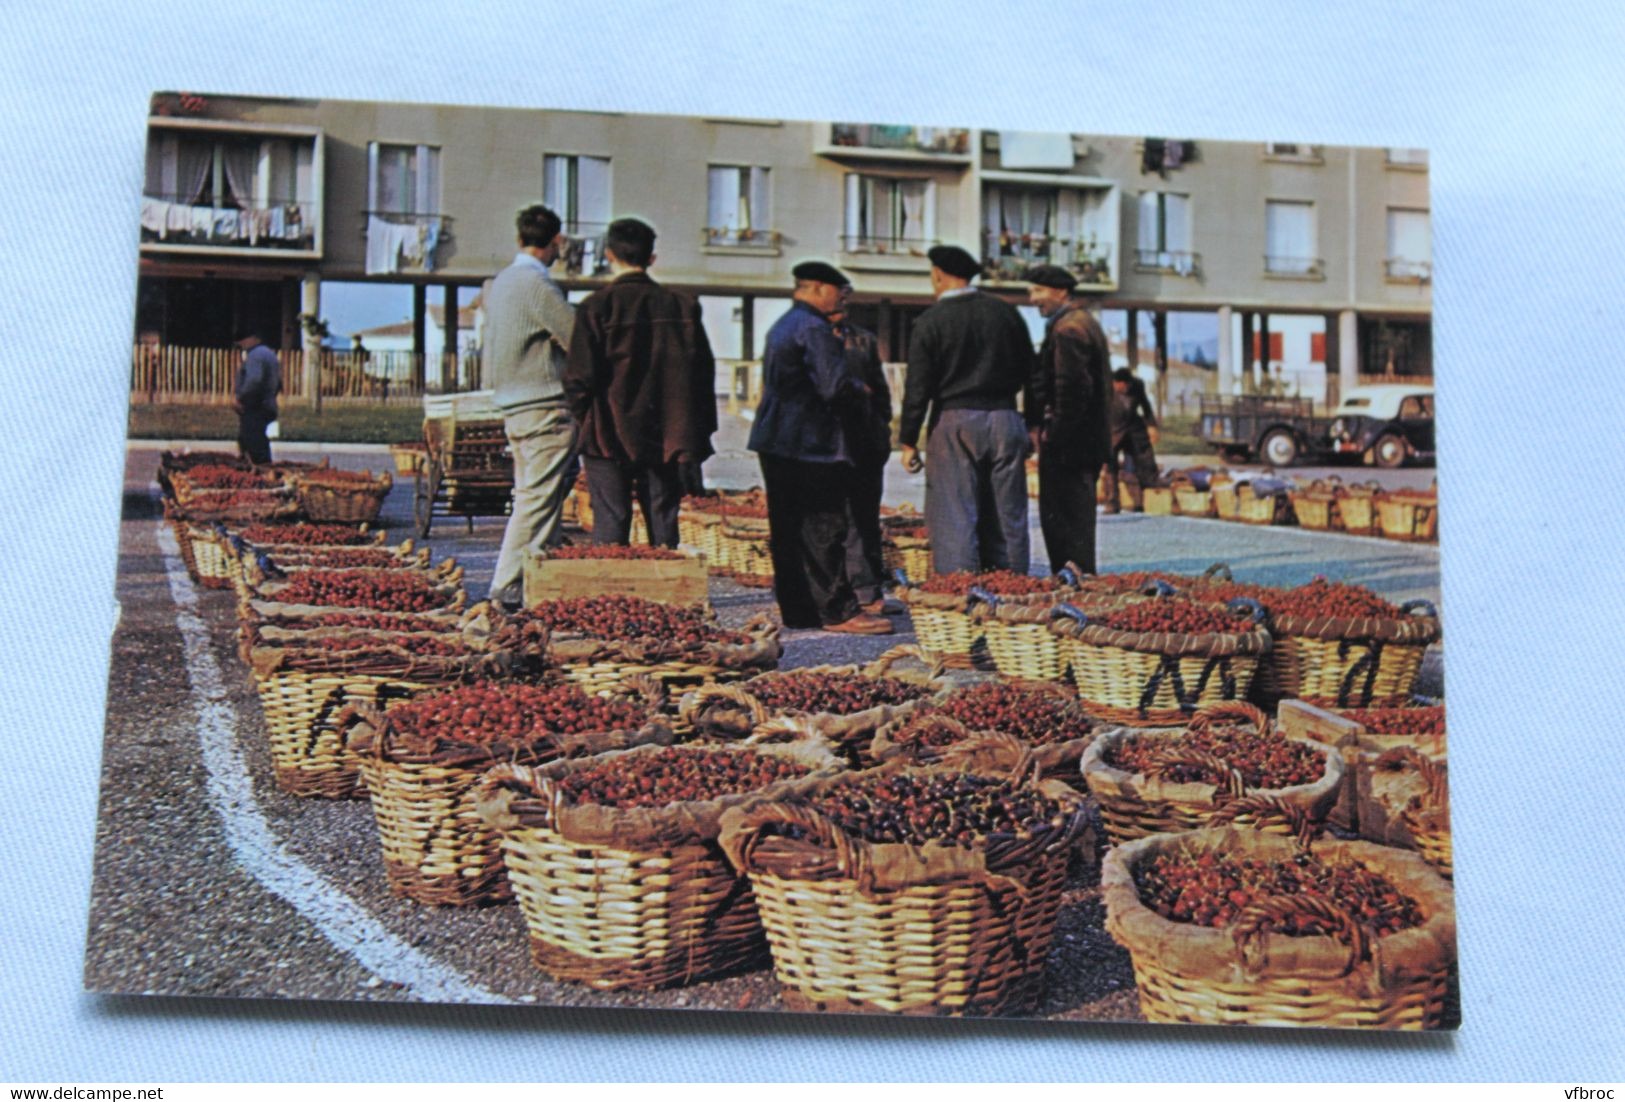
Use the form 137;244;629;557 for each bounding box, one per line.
553;221;611;278
1386;148;1429;170
1133;248;1201;277
817;124;973;165
142;194;316;254
702;227;783;254
1385;257;1432;284
982;232;1114;288
1264;255;1325;279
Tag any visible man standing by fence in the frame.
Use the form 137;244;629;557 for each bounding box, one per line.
233;328;282;465
486;204;577;611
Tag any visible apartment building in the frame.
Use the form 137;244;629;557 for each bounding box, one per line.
135;91;1431;405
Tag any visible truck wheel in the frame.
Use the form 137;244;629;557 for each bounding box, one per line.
1260;429;1299;467
1373;433;1408;468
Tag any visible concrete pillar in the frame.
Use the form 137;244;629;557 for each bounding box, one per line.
740;294;756;360
1338;309;1359;400
1259;312;1272;392
1239;310;1255;394
1152;310;1169;411
1126;308;1139;369
443;285;459;391
300;272;321;410
1216;305;1234;395
1323;313;1340;408
412;283;427;393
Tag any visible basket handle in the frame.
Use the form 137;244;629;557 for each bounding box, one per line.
616;673;669;715
887;713;973;754
937;729;1040;788
741;714;824;746
720;799;874;886
1206;794;1319;849
863;643;946;682
893;567;912;588
965;585;1000;613
1232;894;1374;979
678;680;768;729
1400;599;1439;619
1226;596;1268;624
1375;746;1448;809
1147;747;1248;799
1187;700;1272;737
1200;562;1234;581
1049;603;1089;632
1142;578;1178;598
1055;565;1080;587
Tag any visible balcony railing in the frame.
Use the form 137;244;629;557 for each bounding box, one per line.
1385;257;1432;282
703;227;782;249
838;234;938;257
555;221;610;277
361;210;451;273
1134;248;1201;276
1264;255;1325;277
981;231;1113;284
140;193;316;250
828;124;971;156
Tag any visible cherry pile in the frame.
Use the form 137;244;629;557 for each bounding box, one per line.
181;465;280;490
309;611;455;633
1339;706;1445;737
192;490;287;511
521;596;749;645
918;570;1061;597
910;682;1093;747
798;773;1070;849
1106;727;1325;789
744;671;930;714
300;468;384;485
385;682;649;747
239;523;373;546
272;569;446;612
557;748;811;809
1133;850;1424;935
547;545;684;561
1091;600;1245;636
888;525;929;541
1201;577;1402;621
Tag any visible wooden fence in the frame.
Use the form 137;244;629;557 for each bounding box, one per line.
130;346;484;405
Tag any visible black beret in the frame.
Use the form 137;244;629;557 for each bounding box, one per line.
792;260;850;288
1024;264;1077;291
927;244;981;280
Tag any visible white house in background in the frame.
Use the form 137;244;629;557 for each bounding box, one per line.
351;301;480;359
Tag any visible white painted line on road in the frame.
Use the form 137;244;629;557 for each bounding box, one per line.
155;516;512;1005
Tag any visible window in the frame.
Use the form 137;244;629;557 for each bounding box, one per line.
842;174;936;253
706;165;772;246
983;184;1056;267
1265;200;1319;275
1264;142;1323;162
368;143;440;215
142;130;317;249
1135;191;1194;274
542;154;611;232
1386;208;1431;281
1387;147;1429;168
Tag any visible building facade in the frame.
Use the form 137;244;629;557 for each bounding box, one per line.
135;91;1431;407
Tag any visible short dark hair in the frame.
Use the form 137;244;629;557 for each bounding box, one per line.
516;205;562;249
1112;367;1135;385
605;217;656;268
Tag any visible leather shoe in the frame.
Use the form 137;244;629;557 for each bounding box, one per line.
824;612;894;635
861;598;903;616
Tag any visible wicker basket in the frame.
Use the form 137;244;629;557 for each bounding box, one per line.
1377;492;1439;542
166;517;239;590
895;571;1078;670
969;582;1119;683
1289;479;1345;532
389;441;427;476
545;611;782;699
870;683;1100;783
678;645;949;766
1102;827;1456;1028
717;764;1089;1016
678;508;725;569
1142;483;1176;516
292;469;393;524
1080;703;1344;844
1050;597;1272;725
347;690;673;906
720;520;774;587
1025;457;1040;499
235;544;459;602
1235;478;1293;525
1171;470;1216;518
1334;482;1385;536
474;736;843;990
1256;599;1441;709
1211;475;1240;521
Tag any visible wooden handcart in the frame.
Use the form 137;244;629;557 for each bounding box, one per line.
413;395;514;538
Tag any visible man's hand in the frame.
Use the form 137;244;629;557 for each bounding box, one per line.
1027;428;1042;458
1148;426;1161;446
901;444;924;474
232;399;243;414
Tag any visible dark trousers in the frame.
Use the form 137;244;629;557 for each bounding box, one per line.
1108;427;1159;487
1038;451;1100;574
583;455;682;547
238;408;274;465
924;408;1030;575
843;458;887;605
760;454;861;628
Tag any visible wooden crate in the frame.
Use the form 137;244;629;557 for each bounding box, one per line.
522;550;709;608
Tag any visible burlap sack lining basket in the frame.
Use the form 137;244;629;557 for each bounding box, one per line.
1080;704;1344;845
221;528;385;577
1101;827;1456;1029
545;612;783;702
1171;471;1216;518
896;575;1076;670
474;736;844;991
171;476;295;512
244;575;469;621
1372;746;1452;880
717;763;1090;1016
677;645;950;766
870;705;1101;786
1050;602;1272;725
1236;482;1292;525
235;544;461;602
293;469;394;524
1254;602;1440;709
347;695;675;906
163;499;302;587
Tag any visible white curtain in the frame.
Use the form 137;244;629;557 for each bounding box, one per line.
542;154;570;218
844;174;862;244
175;138;212;204
576;156;611;225
376;146;412;214
1164;193;1191;254
984;185;1002;249
414;145;439;216
1137;192;1160;254
900;180;926;243
1266;200;1314;271
708;166;737;232
747;167;770;233
220;142;257;210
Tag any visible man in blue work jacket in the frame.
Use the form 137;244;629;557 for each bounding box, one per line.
748;261;891;635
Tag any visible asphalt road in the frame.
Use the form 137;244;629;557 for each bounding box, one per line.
84;436;1446;1019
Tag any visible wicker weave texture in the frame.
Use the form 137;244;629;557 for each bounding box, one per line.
500;826;767;989
747;853;1068;1016
1143;487;1176;516
186;526;237;589
907;606;983;666
981;620;1066;682
359;757;514;905
298;484;389;524
1256;637;1426;708
255;672;427;799
1174;489;1215;517
1377;497;1438;542
1063;639;1260;725
1131;957;1449;1028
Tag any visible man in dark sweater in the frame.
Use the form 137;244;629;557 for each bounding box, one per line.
1026;265;1112;573
564;218;717;547
900;245;1036;575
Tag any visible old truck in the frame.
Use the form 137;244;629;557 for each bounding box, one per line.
1198;395;1329;466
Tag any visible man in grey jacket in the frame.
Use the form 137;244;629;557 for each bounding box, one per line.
486;204;576;609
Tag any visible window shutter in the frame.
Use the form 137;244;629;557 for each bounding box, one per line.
708;166;735;231
1137;192;1160;253
367;142;379;212
1164;193;1190;254
578;156;611;226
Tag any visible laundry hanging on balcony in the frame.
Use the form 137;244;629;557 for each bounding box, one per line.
366;215;443;274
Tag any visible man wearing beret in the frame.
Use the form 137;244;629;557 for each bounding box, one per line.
829;280;894;614
900;244;1037;575
748;261;891;634
233;328;282;465
1025;264;1113;573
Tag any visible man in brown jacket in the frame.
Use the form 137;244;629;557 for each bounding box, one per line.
564;218;717;546
1025;264;1112;573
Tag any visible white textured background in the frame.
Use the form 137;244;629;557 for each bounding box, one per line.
3;0;1623;1082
